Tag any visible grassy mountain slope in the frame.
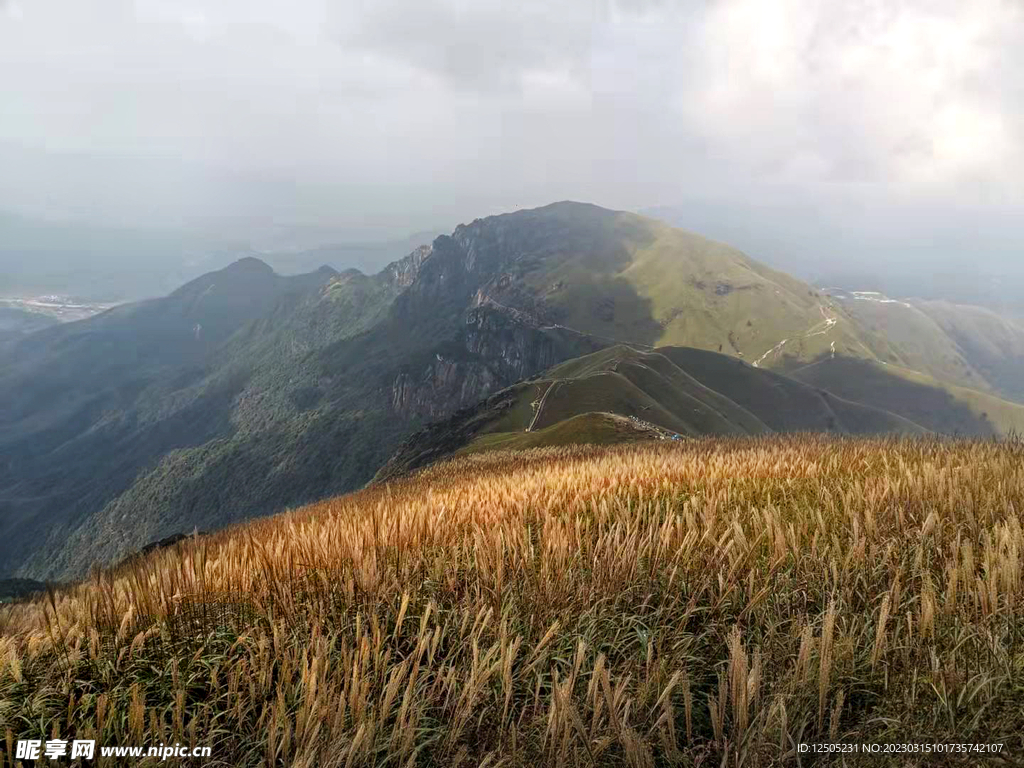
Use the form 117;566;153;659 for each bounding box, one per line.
532;348;769;437
542;347;768;435
483;205;893;368
1;201;1015;581
6;437;1024;764
376;345;925;479
914;299;1024;403
653;347;924;435
790;357;1024;436
825;290;1024;404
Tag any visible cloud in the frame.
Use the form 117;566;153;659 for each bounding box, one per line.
0;0;1020;240
334;0;599;93
680;0;1023;192
2;0;22;20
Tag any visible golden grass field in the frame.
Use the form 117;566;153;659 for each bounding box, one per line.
3;436;1024;766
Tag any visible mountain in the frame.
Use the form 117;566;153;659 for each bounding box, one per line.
819;291;989;391
3;201;1022;580
375;344;925;480
788;357;1024;437
915;300;1024;403
779;290;1024;435
822;290;1024;404
1;204;617;579
452;202;884;367
0;258;350;579
0;306;58;351
257;230;445;277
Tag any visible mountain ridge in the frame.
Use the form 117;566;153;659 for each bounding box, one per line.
3;201;1023;580
374;343;928;481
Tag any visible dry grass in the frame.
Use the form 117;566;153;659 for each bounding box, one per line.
3;435;1024;766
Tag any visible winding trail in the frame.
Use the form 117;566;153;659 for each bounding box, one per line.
752;305;837;368
526;381;560;432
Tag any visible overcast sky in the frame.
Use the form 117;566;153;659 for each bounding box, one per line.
1;0;1022;274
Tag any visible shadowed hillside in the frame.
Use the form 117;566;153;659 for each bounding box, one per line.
825;290;1024;404
789;357;1024;437
376;345;925;480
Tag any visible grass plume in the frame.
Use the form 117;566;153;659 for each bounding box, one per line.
2;435;1024;765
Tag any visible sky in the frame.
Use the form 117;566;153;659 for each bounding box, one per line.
0;0;1022;289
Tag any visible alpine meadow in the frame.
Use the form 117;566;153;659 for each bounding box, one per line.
4;0;1024;766
3;437;1024;766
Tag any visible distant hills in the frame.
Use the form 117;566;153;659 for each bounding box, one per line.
0;209;440;302
4;201;1024;580
821;290;1024;404
644;203;1024;318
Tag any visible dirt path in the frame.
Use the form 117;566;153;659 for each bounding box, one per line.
526;381;560;432
752;305;837;368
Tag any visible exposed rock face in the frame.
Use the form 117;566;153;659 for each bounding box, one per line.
464;306;576;381
374;389;522;484
390;361;499;421
387;306;589;422
381;215;610;422
383;244;433;290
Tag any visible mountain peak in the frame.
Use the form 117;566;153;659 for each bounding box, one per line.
223;256;275;275
456;201;619;232
539;200;612;213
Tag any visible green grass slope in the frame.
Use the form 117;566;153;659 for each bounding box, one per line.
654;346;926;435
376;344;926;478
535;346;771;437
541;347;767;436
824;291;1024;405
914;299;1024;403
532;373;731;437
790;357;1024;436
825;293;989;393
500;205;891;369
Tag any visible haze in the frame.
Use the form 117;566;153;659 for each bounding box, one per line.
1;0;1022;305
